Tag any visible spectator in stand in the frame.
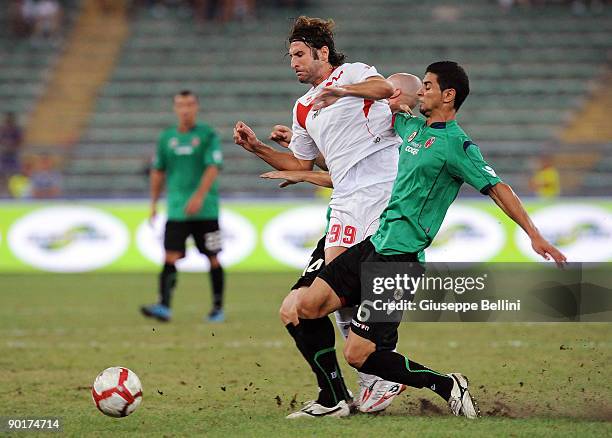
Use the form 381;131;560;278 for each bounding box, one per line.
0;112;24;178
8;159;33;199
530;155;560;199
274;0;308;10
30;154;63;199
218;0;256;22
33;0;62;40
9;1;31;37
20;0;38;36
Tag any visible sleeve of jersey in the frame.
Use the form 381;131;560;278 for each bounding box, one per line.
288;104;319;161
203;131;223;169
152;133;166;171
449;141;502;194
346;62;383;83
392;112;419;137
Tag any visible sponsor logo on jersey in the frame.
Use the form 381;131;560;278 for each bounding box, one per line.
175;146;194;155
405;145;420;155
425;137;436;148
8;206;129;272
514;205;612;262
407;131;417;142
312;109;321;119
483;165;497;177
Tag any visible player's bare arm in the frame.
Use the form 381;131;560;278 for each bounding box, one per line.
488;182;567;266
311;76;394;110
268;124;328;171
149;168;165;223
185;165;219;216
260;170;333;188
269;124;292;148
234;121;314;171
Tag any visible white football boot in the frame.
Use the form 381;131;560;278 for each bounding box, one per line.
447;373;480;419
358;376;406;413
334;309;406;413
286;400;350;419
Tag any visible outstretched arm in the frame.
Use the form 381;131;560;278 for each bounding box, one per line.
260;170;333;188
269;124;328;171
488;182;566;266
312;77;394;110
234;121;314;171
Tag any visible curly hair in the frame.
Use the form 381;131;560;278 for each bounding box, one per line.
426;61;470;111
288;16;346;67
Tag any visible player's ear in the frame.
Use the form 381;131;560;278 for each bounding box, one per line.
442;88;456;106
390;88;401;99
319;46;329;63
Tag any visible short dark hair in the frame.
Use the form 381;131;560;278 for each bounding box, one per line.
175;90;198;101
288;16;346;67
426;61;470;111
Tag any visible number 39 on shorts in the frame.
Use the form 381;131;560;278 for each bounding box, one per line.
327;224;357;245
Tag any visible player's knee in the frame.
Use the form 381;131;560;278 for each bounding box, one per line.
343;341;374;369
165;252;183;264
295;291;322;320
279;294;298;325
208;255;221;269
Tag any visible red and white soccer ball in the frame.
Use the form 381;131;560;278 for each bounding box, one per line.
92;367;143;417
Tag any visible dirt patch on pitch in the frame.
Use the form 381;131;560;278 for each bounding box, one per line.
394;390;611;421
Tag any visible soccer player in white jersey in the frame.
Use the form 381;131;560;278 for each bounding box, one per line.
260;73;423;414
234;16;415;418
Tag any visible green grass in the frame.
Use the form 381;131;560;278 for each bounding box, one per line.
1;273;610;437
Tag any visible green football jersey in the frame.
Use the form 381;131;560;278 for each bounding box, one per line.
153;123;223;221
371;113;501;255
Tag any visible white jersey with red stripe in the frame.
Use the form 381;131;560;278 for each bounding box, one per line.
288;62;400;199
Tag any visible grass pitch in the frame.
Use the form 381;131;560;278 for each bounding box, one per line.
1;273;610;437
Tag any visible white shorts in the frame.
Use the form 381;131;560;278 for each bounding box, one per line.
325;182;393;250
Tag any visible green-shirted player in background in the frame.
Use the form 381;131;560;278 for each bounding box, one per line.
141;90;225;323
290;61;567;418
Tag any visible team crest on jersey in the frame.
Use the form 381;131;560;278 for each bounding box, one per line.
169;138;178;148
191;137;200;147
425;137;436;148
407;131;417;142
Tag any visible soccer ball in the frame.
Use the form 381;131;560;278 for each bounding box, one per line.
91;367;143;417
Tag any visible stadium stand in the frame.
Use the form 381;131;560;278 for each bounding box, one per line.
2;0;611;197
0;1;78;124
24;0;128;148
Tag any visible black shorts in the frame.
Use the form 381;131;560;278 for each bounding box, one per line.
290;235;326;291
164;220;222;256
318;238;421;350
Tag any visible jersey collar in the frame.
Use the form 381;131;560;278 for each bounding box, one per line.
428;120;456;129
313;64;342;90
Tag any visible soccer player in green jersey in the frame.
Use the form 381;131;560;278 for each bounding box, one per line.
291;61;567;418
141;90;225;323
